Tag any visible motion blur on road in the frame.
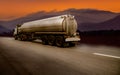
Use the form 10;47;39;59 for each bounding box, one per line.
0;37;120;75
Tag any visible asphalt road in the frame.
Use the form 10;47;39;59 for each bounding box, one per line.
0;37;120;75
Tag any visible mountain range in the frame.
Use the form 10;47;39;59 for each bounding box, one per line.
79;15;120;31
0;8;120;34
0;25;10;34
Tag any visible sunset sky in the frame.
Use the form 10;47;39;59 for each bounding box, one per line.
0;0;120;20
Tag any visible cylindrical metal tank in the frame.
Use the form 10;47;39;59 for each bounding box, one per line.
18;15;77;36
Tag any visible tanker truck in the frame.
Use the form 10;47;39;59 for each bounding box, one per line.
13;14;80;47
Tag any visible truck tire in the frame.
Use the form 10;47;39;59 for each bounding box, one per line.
41;35;48;45
55;36;64;47
18;35;22;41
14;35;18;40
48;35;55;46
21;34;27;41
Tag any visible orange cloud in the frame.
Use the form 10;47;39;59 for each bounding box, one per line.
0;0;120;20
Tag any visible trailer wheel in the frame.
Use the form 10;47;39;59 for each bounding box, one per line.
48;35;55;46
41;35;48;45
55;36;64;47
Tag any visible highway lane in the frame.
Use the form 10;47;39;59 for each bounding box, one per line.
0;37;120;75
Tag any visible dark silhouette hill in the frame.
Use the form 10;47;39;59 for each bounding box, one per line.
0;25;10;34
79;15;120;31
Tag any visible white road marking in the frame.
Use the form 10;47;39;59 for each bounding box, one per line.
93;53;120;59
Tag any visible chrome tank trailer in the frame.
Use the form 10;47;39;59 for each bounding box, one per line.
14;15;80;47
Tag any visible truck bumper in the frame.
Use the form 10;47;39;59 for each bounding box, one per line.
65;36;80;42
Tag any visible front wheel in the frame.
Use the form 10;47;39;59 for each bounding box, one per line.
14;35;18;40
21;34;27;41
